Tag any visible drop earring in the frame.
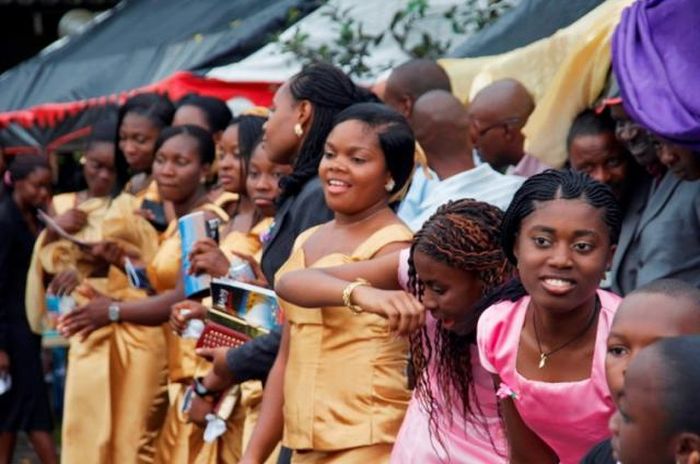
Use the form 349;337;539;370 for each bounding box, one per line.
385;178;395;192
294;123;304;138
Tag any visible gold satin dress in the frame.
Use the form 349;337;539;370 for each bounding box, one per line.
152;203;252;464
276;224;413;464
25;192;168;464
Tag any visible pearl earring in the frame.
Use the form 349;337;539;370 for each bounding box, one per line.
293;123;304;138
385;178;396;192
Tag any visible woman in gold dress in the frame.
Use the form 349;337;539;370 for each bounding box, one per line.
167;139;292;463
26;121;165;464
241;103;416;463
59;125;227;463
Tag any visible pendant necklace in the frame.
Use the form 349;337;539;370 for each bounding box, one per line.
533;297;600;369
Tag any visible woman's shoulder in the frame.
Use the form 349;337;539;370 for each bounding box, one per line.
596;288;622;331
480;296;527;328
477;297;528;348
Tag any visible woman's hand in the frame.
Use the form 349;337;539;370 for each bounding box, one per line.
230;251;268;288
90;241;126;268
196;347;236;391
187;395;215;427
351;286;426;336
58;296;112;340
134;208;156;222
0;350;9;375
48;269;80;296
54;208;88;234
188;238;230;278
170;300;207;335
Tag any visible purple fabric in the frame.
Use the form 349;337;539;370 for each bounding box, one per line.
612;0;700;150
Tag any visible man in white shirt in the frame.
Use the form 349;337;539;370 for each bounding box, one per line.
380;59;453;220
468;78;550;178
399;89;524;231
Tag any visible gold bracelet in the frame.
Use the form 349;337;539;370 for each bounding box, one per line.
342;278;371;315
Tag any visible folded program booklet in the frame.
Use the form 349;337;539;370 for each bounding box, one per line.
210;278;283;333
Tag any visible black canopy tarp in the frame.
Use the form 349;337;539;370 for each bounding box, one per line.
450;0;605;58
0;0;319;112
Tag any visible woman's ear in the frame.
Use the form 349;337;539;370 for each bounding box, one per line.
297;100;314;131
676;433;700;464
606;244;617;272
200;163;211;183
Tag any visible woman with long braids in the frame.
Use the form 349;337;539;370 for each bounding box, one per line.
476;169;623;464
391;199;511;463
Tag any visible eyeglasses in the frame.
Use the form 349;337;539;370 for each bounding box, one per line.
472;117;523;138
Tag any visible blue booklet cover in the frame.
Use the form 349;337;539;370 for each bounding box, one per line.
210;278;283;332
179;211;211;297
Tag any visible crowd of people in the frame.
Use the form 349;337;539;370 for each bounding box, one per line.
0;0;699;463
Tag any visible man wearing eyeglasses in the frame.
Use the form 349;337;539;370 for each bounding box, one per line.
468;78;550;178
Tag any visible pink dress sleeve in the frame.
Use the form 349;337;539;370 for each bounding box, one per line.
397;248;411;292
476;303;502;374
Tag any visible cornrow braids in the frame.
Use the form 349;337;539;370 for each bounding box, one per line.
489;168;623;304
407;199;513;459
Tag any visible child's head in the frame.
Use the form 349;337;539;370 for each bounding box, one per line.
409;198;511;335
606;279;700;403
246;142;292;217
613;336;700;464
501;169;621;313
408;199;511;451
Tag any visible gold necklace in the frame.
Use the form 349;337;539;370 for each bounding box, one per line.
533;298;600;369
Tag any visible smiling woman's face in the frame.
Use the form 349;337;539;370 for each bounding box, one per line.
318;119;391;215
513;198;614;315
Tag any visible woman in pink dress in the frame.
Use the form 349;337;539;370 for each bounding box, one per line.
390;199;512;463
476;169;623;464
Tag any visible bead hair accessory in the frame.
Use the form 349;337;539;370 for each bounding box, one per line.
496;382;518;400
342;278;371;315
385;178;395;192
293;123;304;138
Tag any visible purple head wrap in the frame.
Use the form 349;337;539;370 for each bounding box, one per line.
612;0;700;150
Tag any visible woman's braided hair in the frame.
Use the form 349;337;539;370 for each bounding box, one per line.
280;62;378;199
407;199;513;457
482;169;623;305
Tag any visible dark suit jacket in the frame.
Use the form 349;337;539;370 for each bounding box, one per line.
226;177;333;382
612;172;700;295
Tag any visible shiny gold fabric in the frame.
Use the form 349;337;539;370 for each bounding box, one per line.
277;224;412;455
152;203;259;464
439;0;634;167
25;192;169;464
292;444;394;464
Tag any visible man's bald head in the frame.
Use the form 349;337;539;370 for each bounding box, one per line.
469;78;534;121
468;78;535;170
411;90;473;179
384;59;452;119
